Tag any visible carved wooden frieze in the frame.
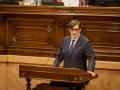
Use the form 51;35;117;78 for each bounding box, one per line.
0;6;120;61
6;15;57;56
0;15;6;54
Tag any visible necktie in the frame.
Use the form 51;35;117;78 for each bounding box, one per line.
69;40;75;55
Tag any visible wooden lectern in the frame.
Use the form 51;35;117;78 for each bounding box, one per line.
19;65;98;90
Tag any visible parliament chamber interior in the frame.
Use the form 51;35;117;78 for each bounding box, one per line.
0;0;120;90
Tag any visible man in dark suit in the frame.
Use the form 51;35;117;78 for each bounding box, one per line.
52;19;96;90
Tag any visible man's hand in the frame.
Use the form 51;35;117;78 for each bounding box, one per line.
87;71;96;77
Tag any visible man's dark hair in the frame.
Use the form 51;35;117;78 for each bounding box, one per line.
67;19;82;29
67;19;85;34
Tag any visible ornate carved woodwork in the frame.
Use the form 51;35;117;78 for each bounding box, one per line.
0;6;120;61
0;15;6;54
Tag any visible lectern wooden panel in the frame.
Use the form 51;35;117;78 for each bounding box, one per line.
19;65;98;90
19;65;93;83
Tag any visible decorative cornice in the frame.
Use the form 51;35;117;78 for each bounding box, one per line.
0;5;120;17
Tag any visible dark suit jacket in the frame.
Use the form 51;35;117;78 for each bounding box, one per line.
53;34;95;72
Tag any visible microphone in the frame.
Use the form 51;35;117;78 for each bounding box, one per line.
44;48;63;65
44;57;50;65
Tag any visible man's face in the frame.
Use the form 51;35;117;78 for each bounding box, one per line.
69;24;81;39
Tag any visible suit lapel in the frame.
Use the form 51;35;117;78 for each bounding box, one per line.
65;37;71;55
74;35;83;48
70;35;83;55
